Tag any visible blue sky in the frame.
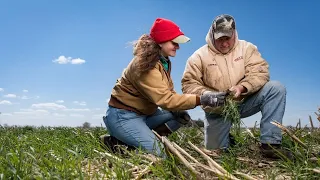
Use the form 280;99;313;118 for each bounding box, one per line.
0;0;319;127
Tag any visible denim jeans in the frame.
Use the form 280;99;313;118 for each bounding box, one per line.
103;106;182;157
204;81;286;149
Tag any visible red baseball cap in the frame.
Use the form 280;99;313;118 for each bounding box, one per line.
150;18;190;44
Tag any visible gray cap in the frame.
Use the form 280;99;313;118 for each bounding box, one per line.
212;14;236;40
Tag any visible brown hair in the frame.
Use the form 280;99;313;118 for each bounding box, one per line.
131;34;161;77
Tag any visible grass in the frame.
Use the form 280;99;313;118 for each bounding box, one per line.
222;96;242;136
0;124;320;179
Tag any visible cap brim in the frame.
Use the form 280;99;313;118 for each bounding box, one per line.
172;35;190;44
214;30;233;40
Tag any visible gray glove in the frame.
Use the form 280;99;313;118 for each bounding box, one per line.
200;91;227;107
171;110;191;125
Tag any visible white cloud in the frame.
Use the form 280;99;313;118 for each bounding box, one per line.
56;100;64;103
71;58;86;65
14;109;50;116
21;95;39;100
23;90;28;93
0;88;3;92
73;101;86;106
53;56;70;64
64;108;90;112
52;113;66;117
52;55;86;65
21;109;49;113
30;102;90;113
31;103;66;110
4;94;18;98
19;109;34;112
1;113;12;116
0;100;12;105
21;96;29;100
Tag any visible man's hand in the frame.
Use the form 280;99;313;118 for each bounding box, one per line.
229;85;247;98
171;110;191;125
200;91;227;107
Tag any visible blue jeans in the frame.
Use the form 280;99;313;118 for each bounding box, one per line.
103;106;182;157
204;81;286;149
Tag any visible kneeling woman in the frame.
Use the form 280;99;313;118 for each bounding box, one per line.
103;18;218;157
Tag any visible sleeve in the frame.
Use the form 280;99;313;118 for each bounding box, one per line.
181;54;210;95
239;44;270;95
134;67;198;111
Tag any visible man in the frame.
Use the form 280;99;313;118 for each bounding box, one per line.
181;14;290;159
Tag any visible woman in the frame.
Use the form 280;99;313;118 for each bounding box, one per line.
102;18;225;157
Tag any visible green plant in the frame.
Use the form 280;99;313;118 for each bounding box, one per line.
221;96;241;136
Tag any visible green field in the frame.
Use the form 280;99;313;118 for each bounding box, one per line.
0;123;320;179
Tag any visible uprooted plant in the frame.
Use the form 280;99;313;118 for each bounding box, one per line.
221;94;242;136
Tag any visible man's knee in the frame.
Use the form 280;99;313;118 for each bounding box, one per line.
264;81;286;95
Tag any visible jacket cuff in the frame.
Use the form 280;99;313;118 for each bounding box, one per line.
196;96;201;106
240;82;253;95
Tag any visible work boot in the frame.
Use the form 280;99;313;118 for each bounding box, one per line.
153;124;172;137
100;134;135;154
260;143;294;160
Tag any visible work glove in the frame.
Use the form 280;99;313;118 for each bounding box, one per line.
171;110;191;125
200;91;227;107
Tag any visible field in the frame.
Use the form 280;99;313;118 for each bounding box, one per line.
0;120;320;179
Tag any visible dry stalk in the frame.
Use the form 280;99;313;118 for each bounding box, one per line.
296;120;299;129
137;154;160;163
93;150;136;168
172;131;239;179
270;121;307;148
128;166;139;173
188;141;227;174
201;148;219;158
133;161;154;180
194;144;257;180
236;157;255;163
133;154;162;179
234;171;258;180
299;118;301;129
152;130;202;179
194;163;238;180
253;121;257;133
187;141;240;180
206;160;239;180
172;142;200;164
315;111;320;122
312;168;320;174
172;141;232;179
309;115;314;131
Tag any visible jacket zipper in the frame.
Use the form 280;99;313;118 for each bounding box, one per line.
224;55;232;87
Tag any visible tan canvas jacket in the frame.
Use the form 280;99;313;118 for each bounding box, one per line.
109;58;198;115
181;28;269;113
